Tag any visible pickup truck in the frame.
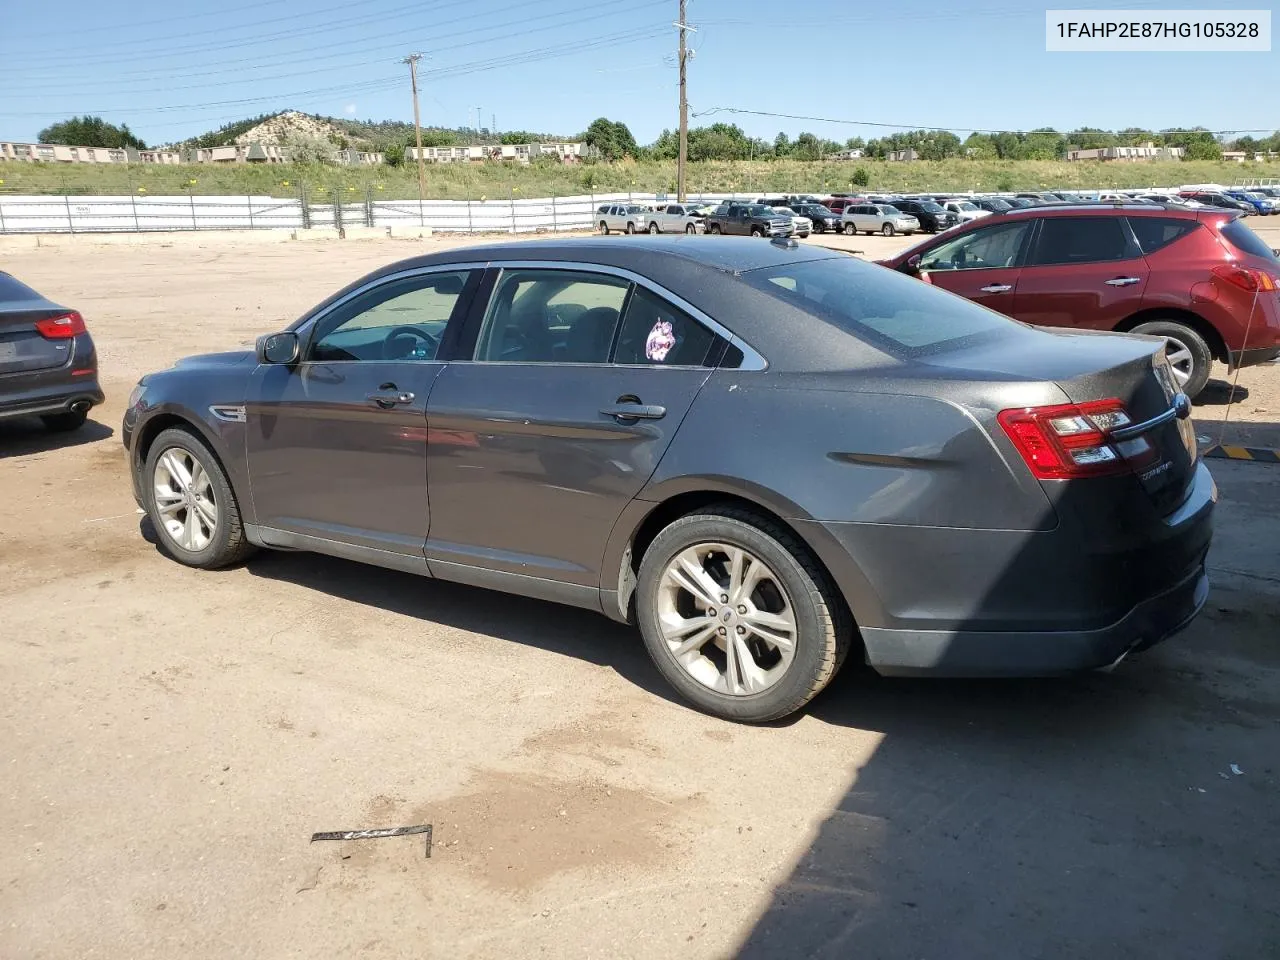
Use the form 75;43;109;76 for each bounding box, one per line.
640;202;709;234
703;203;795;238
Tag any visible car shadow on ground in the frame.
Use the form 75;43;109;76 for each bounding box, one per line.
1194;378;1250;407
243;547;679;704
0;416;113;458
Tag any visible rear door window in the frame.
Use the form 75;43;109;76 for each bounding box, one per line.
1127;217;1200;255
1028;216;1135;265
1220;218;1280;261
613;287;716;366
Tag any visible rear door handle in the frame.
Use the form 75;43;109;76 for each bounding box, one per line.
980;283;1013;294
600;403;667;422
367;390;415;407
1105;277;1142;286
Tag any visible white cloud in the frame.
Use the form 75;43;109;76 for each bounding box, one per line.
344;103;357;116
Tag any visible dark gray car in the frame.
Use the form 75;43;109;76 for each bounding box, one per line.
122;237;1214;722
0;272;103;432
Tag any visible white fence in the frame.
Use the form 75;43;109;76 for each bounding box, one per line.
0;192;742;235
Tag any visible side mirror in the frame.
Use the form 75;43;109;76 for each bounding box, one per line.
257;331;299;364
903;254;922;275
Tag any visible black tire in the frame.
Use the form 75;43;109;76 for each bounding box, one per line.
685;223;696;234
843;223;856;236
626;222;636;234
41;409;88;432
635;505;853;723
648;222;660;235
708;224;721;235
750;226;763;238
1129;319;1213;398
143;426;255;570
599;221;610;235
881;223;895;237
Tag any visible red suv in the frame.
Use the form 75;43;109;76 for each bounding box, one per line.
879;203;1280;397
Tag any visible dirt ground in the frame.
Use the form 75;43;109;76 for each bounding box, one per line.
2;232;1279;959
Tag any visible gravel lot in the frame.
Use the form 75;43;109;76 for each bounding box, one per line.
2;232;1278;959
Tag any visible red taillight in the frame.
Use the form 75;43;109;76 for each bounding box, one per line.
34;311;86;339
1212;263;1277;292
997;399;1137;480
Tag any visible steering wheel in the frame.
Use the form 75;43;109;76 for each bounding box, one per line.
381;324;439;360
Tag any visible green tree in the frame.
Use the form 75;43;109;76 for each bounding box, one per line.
844;136;865;151
792;132;823;160
281;131;334;165
851;166;870;187
416;129;458;148
962;132;998;159
1164;128;1221;160
384;143;405;167
1067;127;1117;150
773;132;791;157
584;117;638;160
1116;127;1162;146
38;115;146;149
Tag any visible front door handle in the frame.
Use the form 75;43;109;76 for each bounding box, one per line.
1105;277;1142;286
980;283;1013;294
367;390;416;408
600;403;667;422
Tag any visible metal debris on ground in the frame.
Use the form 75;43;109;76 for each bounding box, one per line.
1231;763;1245;776
311;824;432;857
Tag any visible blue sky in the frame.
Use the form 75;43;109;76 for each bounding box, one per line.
2;0;1274;146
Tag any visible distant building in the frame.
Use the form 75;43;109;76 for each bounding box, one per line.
408;141;586;164
0;142;182;164
1221;151;1247;163
184;143;288;164
827;148;863;160
1066;143;1186;161
887;148;919;162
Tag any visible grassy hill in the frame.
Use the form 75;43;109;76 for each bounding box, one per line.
3;157;1279;201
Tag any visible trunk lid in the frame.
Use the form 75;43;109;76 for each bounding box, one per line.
0;274;75;375
927;328;1197;514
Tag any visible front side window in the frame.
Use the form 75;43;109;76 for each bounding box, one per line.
1028;217;1133;265
309;271;472;363
613;287;716;366
474;270;629;363
919;221;1031;271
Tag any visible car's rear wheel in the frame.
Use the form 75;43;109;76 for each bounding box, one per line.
599;220;610;235
648;222;660;234
843;223;856;235
1129;319;1212;398
144;427;255;569
685;223;696;234
709;224;721;235
881;223;895;236
41;409;88;432
636;506;851;723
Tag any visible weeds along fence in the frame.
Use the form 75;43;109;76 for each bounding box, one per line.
0;188;746;235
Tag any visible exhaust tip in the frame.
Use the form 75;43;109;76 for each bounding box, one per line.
71;400;91;413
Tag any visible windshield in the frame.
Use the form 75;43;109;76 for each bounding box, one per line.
918;202;944;213
879;205;903;215
1220;219;1279;261
1246;192;1267;201
741;256;1016;357
625;205;646;214
985;199;1012;210
747;205;779;216
955;201;978;211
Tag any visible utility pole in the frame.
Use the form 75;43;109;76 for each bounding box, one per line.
676;0;690;201
402;53;427;205
476;106;483;136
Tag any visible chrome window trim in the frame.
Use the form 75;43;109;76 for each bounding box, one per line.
465;259;768;371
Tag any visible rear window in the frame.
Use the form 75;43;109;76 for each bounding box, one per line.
0;273;41;303
742;257;1014;356
1128;217;1199;255
1220;218;1279;262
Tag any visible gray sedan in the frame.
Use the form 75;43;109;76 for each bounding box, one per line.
122;237;1213;722
842;203;920;236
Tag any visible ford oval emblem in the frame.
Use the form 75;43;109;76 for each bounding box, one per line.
1173;393;1192;420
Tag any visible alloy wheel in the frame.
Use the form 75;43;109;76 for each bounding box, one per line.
1162;336;1194;386
655;542;797;696
153;446;219;553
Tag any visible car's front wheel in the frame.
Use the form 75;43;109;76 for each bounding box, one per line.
626;222;636;234
685;223;697;234
635;506;851;722
1129;319;1213;398
881;223;895;236
599;221;610;235
144;427;255;569
750;226;763;237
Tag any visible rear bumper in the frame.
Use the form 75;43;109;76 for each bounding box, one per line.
0;378;104;420
1229;344;1280;368
860;562;1209;677
798;459;1217;678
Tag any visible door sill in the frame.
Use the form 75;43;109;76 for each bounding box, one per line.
246;525;430;576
